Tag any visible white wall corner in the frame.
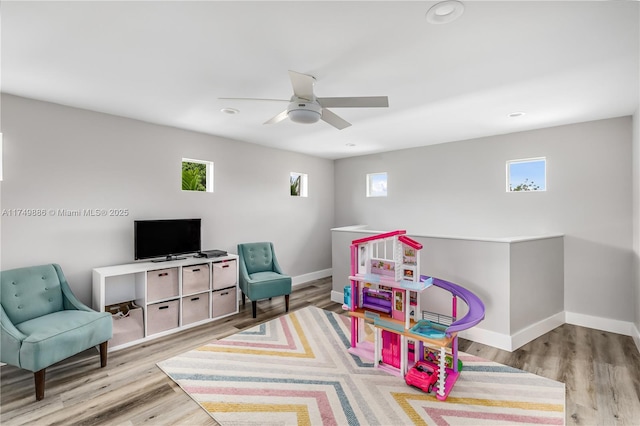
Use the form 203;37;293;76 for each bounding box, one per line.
565;311;635;336
632;322;640;355
292;268;332;287
509;311;566;351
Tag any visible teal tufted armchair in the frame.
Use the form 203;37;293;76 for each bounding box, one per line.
1;264;112;401
237;242;292;318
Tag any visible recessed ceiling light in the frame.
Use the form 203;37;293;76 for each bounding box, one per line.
508;112;526;118
346;143;356;147
426;1;465;24
221;107;239;115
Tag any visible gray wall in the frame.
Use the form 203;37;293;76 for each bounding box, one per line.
335;117;634;323
634;108;640;337
0;94;335;304
509;237;564;333
635;8;640;344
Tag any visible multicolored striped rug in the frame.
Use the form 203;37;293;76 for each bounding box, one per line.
157;306;565;425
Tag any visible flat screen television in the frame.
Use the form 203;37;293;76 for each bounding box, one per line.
134;218;201;261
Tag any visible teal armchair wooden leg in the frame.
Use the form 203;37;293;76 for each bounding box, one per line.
285;294;290;312
252;301;257;318
100;341;108;368
35;369;45;401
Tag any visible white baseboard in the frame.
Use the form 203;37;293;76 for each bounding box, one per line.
565;311;635;336
458;327;512;352
292;268;332;287
464;312;637;352
331;289;344;305
459;312;565;352
509;311;566;351
472;312;637;352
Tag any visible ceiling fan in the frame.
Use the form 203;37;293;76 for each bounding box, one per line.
220;70;389;130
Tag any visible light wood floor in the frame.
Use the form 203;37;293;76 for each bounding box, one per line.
2;277;639;425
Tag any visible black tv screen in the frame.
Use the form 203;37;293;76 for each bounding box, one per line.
134;219;201;261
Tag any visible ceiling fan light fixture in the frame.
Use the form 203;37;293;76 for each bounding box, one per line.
426;1;465;24
287;101;322;124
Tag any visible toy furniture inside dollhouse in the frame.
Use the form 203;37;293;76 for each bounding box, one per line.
362;288;391;313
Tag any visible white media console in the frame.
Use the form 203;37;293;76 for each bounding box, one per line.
92;254;239;351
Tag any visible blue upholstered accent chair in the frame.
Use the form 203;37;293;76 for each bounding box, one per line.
237;242;292;318
0;264;113;401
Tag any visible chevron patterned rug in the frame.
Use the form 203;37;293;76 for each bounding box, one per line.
157;306;565;425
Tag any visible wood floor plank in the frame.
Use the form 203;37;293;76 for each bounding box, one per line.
2;276;639;426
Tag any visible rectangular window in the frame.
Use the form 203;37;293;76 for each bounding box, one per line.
290;172;308;197
182;158;213;192
507;158;546;192
367;172;388;197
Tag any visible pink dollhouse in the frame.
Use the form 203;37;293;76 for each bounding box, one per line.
343;230;485;401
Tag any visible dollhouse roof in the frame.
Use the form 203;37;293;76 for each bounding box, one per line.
398;235;422;250
351;230;423;251
352;230;406;245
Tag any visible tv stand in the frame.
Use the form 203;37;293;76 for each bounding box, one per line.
92;254;239;351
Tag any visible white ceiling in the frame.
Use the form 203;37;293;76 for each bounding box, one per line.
2;1;638;159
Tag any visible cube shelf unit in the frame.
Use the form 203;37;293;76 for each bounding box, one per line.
92;254;239;351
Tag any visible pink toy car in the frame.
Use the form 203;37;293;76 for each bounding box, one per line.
405;361;439;393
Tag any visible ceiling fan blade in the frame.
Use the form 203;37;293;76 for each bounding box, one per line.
264;109;289;125
317;96;389;108
321;108;351;130
288;70;315;101
219;97;288;102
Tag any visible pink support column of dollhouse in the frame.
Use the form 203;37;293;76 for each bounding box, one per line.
349;244;358;348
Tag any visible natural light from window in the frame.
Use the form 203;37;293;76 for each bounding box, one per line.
182;158;214;192
507;158;546;192
290;172;308;197
367;172;388;197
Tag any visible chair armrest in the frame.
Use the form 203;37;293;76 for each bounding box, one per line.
238;256;251;293
270;244;286;275
1;304;26;367
54;264;93;312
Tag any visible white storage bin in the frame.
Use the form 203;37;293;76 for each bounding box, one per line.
212;288;237;318
212;260;236;290
182;292;210;325
147;268;178;302
183;264;210;295
146;299;179;335
106;301;144;347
